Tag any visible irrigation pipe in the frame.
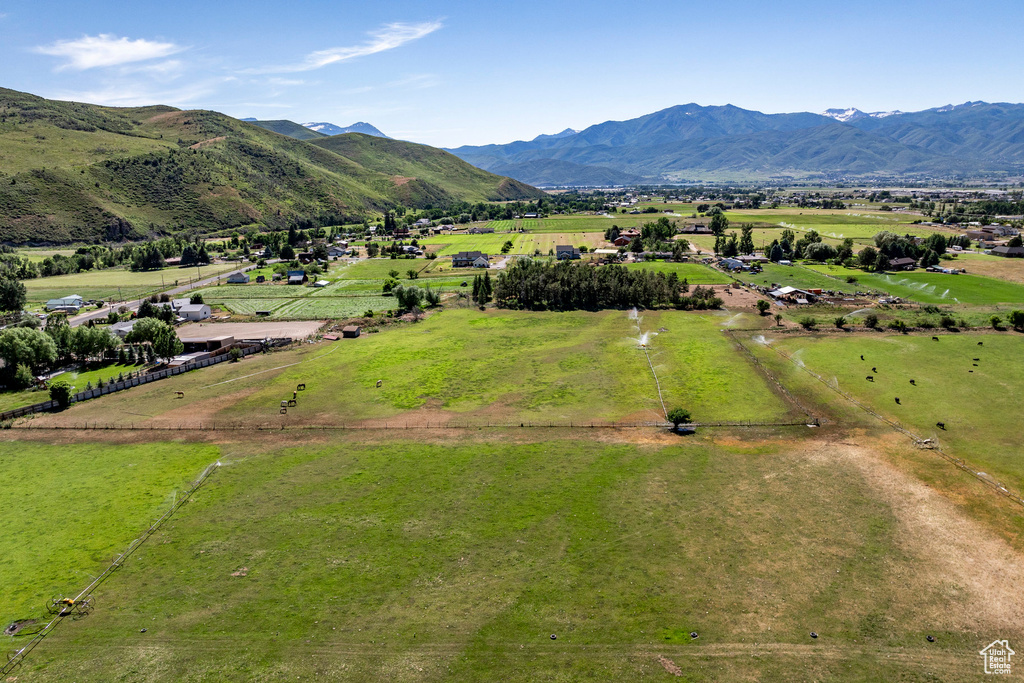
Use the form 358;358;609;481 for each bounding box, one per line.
2;459;223;676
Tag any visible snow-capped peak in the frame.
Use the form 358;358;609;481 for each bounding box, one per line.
822;108;865;122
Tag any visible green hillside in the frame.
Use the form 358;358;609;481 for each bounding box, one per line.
0;88;542;244
310;133;545;206
246;119;326;141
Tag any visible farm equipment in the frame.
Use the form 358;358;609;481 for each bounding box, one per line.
46;595;93;617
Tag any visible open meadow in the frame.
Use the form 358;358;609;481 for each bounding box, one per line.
804;265;1024;305
22;263;241;304
5;291;1024;680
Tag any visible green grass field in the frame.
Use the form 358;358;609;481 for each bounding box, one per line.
623;261;733;284
804;265;1024;305
22;263;240;303
0;441;218;621
766;332;1024;491
13;430;1005;680
731;263;862;294
0;362;141;413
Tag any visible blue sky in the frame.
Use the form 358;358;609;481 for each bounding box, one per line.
2;0;1022;147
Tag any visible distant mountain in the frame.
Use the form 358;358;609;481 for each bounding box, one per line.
448;102;1024;185
303;121;390;138
531;128;579;142
0;88;542;244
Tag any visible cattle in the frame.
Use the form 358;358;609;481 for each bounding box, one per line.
376;379;383;388
866;376;874;381
936;422;946;430
175;391;185;399
895;397;901;404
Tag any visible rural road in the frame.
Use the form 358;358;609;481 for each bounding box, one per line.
68;262;260;327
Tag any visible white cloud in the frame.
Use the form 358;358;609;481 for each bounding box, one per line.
48;78;226;108
35;34;183;71
259;21;442;73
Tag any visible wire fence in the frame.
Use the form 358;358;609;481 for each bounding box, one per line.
749;333;1024;509
11;419;819;432
2;460;222;677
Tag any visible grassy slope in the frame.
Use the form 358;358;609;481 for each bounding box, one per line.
0;88;541;244
310;133;545;204
245;119;326;141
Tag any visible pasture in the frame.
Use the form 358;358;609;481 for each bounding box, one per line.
0;441;218;621
731;263;862;295
623;261;732;284
31;309;797;428
21;263;240;304
10;428;1017;680
766;332;1024;490
804;265;1024;305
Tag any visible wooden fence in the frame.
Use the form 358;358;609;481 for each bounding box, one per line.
0;344;262;422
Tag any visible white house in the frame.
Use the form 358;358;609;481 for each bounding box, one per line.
226;272;250;284
177;304;212;321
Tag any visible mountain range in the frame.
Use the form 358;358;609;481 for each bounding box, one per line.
448;102;1024;186
0;88;541;244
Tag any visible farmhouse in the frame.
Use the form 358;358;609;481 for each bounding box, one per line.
287;270;308;285
327;246;348;258
613;235;633;247
45;294;83;313
226;272;250;284
110;320;137;339
719;258;745;271
556;245;582;260
886;257;917;271
990;245;1024;258
177;303;212;322
452;251;489;268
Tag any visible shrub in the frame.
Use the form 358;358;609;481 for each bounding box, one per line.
49;379;73;408
939;315;956;330
991;315;1003;330
833;316;846;329
229;347;242;362
799;317;817;330
1010;310;1024;330
666;407;692;429
12;363;34;390
887;319;907;333
756;300;770;316
864;313;879;329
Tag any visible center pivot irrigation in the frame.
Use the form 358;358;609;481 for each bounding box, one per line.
629;308;667;420
2;459;223;676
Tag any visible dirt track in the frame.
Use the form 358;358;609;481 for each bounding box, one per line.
176;320;324;340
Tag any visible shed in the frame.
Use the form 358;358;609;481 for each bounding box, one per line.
342;325;361;338
287;270;308;285
178;304;212;321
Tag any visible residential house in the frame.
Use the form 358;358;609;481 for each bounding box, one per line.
327;246;348;258
556;245;581;260
452;251;489;268
45;294;84;313
226;272;250;284
991;245;1024;258
287;270;308;285
110;320;137;339
613;235;633;247
886;257;917;271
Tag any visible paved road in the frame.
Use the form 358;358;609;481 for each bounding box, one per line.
67;263;258;327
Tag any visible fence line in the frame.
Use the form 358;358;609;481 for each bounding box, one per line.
752;334;1024;509
726;331;819;420
0;344;263;422
12;419;818;433
2;460;221;677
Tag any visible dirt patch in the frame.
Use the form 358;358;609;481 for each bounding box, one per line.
176;321;325;341
4;618;36;636
391;176;415;187
231;567;249;577
657;655;682;676
189;136;226;150
713;284;770;309
805;436;1024;632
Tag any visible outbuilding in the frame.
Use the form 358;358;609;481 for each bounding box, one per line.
226;272;250;284
342;325;361;338
177;304;212;321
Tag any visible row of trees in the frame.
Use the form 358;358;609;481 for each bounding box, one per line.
492;259;722;311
